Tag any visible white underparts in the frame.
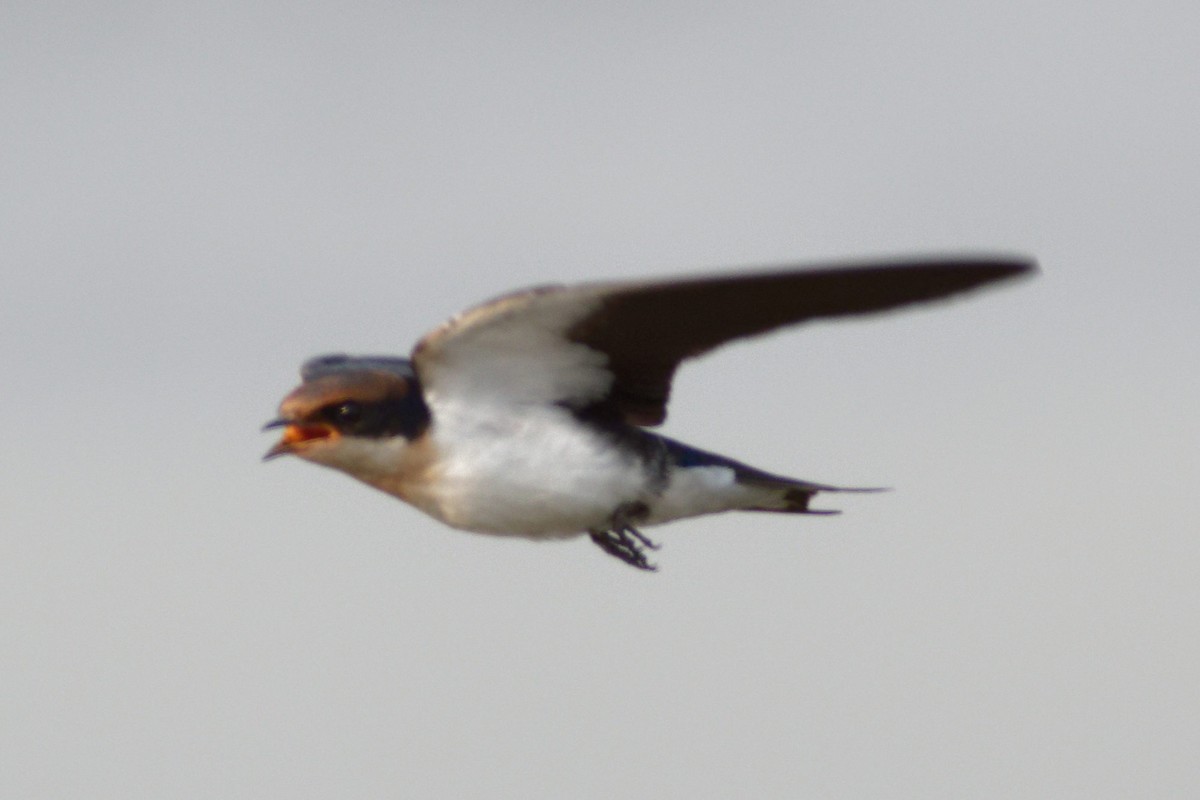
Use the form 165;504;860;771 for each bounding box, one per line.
379;400;648;538
298;399;804;540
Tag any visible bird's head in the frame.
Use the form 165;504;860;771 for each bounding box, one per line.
263;355;431;480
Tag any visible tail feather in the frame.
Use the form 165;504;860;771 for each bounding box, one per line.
658;435;885;515
740;475;886;514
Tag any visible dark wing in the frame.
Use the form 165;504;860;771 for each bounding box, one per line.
413;256;1035;426
571;257;1035;424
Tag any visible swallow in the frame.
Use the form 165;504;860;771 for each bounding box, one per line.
264;256;1034;570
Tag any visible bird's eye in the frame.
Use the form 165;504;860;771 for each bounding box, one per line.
328;400;364;427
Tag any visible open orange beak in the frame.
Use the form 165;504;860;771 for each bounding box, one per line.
262;419;337;460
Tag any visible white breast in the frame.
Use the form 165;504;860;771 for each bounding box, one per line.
398;400;651;539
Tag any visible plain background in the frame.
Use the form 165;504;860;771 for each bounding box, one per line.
3;2;1197;797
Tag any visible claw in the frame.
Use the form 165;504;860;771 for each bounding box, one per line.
589;501;661;570
621;524;660;551
589;527;659;571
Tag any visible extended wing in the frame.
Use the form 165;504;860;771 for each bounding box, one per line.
412;256;1035;425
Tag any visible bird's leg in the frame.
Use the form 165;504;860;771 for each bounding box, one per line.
589;528;658;571
589;503;660;571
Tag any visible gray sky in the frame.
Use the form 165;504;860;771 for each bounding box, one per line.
3;2;1197;797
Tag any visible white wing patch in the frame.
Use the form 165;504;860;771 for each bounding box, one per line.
414;286;613;409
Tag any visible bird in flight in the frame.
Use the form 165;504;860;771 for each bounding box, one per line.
264;256;1034;570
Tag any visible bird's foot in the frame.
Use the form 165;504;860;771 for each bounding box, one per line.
589;504;660;571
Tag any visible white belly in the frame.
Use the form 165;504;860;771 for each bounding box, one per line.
397;404;651;538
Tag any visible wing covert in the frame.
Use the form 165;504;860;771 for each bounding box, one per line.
411;284;615;410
